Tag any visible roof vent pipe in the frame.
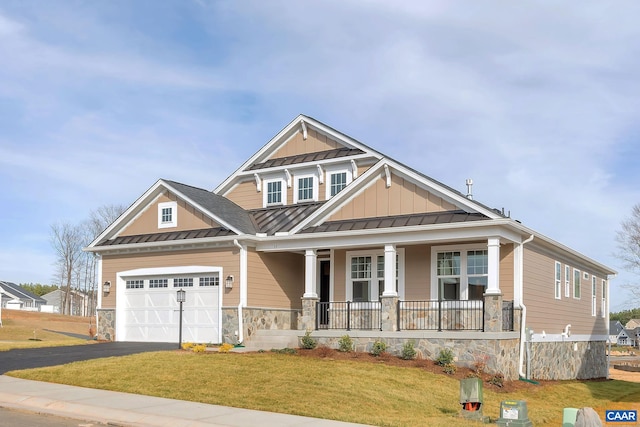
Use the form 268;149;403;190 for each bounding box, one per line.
465;179;473;200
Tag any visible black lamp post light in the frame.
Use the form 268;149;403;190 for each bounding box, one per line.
177;288;186;349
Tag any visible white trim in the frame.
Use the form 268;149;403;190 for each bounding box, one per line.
430;243;491;301
345;248;405;302
293;172;318;203
158;201;177;229
383;164;391;188
530;333;609;342
554;261;562;300
324;165;353;200
304;249;318;298
263;177;287;207
591;275;597;317
573;268;581;299
565;264;571;298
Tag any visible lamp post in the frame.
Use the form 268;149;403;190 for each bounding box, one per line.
177;288;186;349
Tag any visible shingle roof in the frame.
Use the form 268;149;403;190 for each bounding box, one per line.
300;210;489;234
246;148;365;171
101;227;236;246
0;281;46;303
250;203;325;235
164;180;257;234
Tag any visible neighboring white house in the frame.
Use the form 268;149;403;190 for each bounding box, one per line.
42;289;90;316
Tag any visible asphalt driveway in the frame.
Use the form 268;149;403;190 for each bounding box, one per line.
0;342;176;374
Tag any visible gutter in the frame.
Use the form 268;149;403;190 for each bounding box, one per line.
518;235;535;380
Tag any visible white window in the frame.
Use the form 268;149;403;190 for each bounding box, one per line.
573;268;581;299
346;249;404;302
125;279;144;289
200;276;219;287
293;174;317;203
565;265;570;298
325;167;352;199
555;261;562;300
158;201;177;229
149;278;168;289
601;279;607;318
591;276;597;316
263;178;286;206
432;246;488;301
174;278;194;288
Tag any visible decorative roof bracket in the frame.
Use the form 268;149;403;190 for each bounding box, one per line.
284;169;292;188
301;120;308;140
317;164;324;184
351;159;358;179
383;164;391;188
254;173;261;192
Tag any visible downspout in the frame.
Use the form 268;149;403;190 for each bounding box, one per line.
518;235;535;380
233;239;247;345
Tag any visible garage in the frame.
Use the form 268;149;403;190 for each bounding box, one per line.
115;266;223;343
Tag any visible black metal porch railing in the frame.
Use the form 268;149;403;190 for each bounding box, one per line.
397;300;484;331
502;300;514;331
316;301;382;330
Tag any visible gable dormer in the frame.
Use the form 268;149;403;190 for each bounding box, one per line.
216;115;381;210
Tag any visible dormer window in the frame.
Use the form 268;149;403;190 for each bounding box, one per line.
294;174;317;203
326;167;352;199
158;201;177;229
263;178;286;207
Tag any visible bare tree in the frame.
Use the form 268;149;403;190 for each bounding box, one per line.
616;203;640;300
50;222;84;315
617;204;640;272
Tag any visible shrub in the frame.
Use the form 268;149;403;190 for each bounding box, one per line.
338;335;354;352
436;348;454;366
400;340;417;360
219;343;234;353
300;330;317;350
192;344;207;353
489;373;504;388
370;339;387;357
443;362;457;375
181;342;194;350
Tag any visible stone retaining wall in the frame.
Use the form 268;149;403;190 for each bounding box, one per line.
222;306;301;344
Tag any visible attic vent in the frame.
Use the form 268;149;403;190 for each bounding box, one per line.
465;179;473;200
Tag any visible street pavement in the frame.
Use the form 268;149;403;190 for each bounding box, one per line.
0;375;370;427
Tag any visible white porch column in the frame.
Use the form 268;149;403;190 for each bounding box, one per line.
486;237;501;295
304;249;318;298
382;244;398;297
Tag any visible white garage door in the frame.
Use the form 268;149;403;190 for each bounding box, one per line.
116;267;222;343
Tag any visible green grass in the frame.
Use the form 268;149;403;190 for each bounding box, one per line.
7;351;640;426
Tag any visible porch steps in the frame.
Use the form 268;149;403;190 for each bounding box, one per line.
242;330;300;351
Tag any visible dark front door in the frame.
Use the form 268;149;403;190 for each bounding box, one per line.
319;260;330;326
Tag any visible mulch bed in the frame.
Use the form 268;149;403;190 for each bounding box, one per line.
295;346;548;393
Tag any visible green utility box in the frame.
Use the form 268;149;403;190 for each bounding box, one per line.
496;400;533;427
460;378;484;420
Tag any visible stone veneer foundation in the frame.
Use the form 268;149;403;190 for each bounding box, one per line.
222;306;301;344
526;341;607;380
96;309;115;341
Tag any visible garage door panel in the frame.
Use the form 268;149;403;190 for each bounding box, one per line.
120;275;220;343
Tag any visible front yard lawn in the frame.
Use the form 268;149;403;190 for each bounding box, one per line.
6;350;640;426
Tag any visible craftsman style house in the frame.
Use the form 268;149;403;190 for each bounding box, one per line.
87;115;615;381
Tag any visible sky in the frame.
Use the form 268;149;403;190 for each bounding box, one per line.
0;1;639;311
